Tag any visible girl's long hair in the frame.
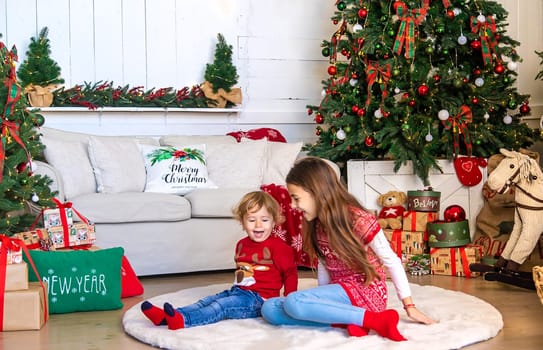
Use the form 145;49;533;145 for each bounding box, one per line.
286;157;379;283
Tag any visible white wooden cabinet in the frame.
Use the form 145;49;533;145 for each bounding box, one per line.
346;159;486;237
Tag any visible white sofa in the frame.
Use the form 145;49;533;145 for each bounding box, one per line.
34;127;313;276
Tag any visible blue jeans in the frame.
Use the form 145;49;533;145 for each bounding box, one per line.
176;286;264;327
261;284;366;327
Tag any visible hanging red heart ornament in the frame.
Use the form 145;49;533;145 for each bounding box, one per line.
454;156;483;187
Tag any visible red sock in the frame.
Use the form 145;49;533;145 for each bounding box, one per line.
164;302;185;330
346;324;369;337
362;309;406;341
141;301;166;326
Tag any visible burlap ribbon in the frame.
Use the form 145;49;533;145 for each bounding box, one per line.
24;84;58;107
441;105;473;157
470;15;499;66
201;81;242;108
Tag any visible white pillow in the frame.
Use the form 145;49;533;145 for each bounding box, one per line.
41;137;96;200
88;136;147;193
205;139;267;188
140;144;214;195
263;141;303;185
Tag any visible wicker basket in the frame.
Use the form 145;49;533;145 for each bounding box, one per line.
534;266;543;305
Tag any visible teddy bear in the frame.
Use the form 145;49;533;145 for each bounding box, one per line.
377;190;407;230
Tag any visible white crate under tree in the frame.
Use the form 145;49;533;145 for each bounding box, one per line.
346;159;486;237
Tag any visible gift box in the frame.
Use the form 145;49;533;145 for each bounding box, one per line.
5;262;28;291
1;282;48;331
427;220;471;248
12;229;55;251
430;245;483;277
383;229;428;255
43;207;73;228
407;190;440;212
0;243;23;264
46;222;96;249
405;254;431;275
402;211;437;232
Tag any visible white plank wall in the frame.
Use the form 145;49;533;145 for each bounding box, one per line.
0;0;541;141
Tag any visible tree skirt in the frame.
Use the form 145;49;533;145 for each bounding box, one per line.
123;278;503;350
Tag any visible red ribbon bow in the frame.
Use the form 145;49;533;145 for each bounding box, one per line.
470;15;499;66
365;61;391;107
441;105;473;157
393;1;428;59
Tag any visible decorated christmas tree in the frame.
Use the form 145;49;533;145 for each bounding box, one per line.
17;27;64;89
307;0;538;186
0;38;55;235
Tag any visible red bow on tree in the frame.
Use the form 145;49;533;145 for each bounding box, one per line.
441;105;473;157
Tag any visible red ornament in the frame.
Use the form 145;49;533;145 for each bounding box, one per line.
307;108;313;115
333;19;339;25
471;97;479;104
315;114;324;124
17;162;27;173
341;48;349;56
351;105;360;113
472;68;482;76
327;65;337;75
494;64;505;75
383;110;391;118
446;10;455;19
443;205;466;222
408;99;416;107
520;104;531;115
357;108;366;117
364;136;375;147
358;8;368;19
417;84;430;96
351;73;358;79
433;74;441;82
470;40;482;50
315;128;322;136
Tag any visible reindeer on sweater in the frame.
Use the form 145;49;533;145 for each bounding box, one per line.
234;244;271;286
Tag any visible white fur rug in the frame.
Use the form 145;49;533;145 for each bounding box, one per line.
123;278;503;350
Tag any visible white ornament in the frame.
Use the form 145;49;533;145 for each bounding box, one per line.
349;78;358;86
477;14;486;23
503;115;513;124
374;109;383;119
507;61;518;71
457;34;467;45
425;133;433;142
453;8;462;16
32;193;39;202
474;77;485;87
394;87;401;94
321;89;327;97
352;24;363;33
438;109;450;121
336;128;346;140
483;113;490;120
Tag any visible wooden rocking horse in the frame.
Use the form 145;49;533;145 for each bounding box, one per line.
470;148;542;289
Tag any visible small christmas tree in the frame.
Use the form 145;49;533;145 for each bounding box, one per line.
307;0;538;186
17;27;64;88
1;38;55;235
204;33;239;93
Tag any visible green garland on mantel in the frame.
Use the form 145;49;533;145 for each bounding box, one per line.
51;81;217;109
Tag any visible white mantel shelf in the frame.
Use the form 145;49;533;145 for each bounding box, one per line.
36;106;243;136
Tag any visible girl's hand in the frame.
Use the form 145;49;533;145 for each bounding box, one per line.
405;306;436;325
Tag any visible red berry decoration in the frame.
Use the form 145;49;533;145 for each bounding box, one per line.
494;64;505;74
417;84;430;96
327;65;337;75
358;8;368;19
364;135;375;147
443;205;466;222
315;114;324;124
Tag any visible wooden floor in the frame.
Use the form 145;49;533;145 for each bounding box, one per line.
1;269;542;350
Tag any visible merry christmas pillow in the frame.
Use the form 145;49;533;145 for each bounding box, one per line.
140;144;214;195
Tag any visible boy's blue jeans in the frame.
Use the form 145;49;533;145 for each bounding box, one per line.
176;286;264;327
261;284;365;327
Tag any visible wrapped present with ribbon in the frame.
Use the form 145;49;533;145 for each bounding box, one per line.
405;254;431;276
402;210;438;232
383;229;428;257
1;234;49;331
12;229;54;251
430;245;483;277
427;220;471;248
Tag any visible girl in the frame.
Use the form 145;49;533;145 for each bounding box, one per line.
141;191;298;330
261;157;435;341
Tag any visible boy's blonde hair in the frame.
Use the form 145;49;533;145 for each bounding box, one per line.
233;191;285;225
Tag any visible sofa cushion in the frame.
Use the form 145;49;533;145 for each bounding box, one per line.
159;134;236;146
41;136;97;199
70;192;191;223
185;188;256;217
140;144;215;195
88;136;147;193
204;139;267;188
262;141;303;185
